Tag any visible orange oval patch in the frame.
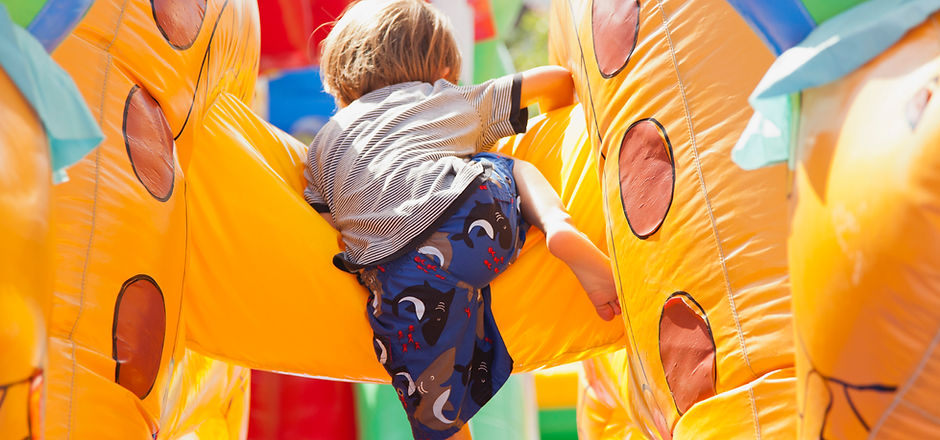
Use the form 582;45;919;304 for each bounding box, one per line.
112;275;166;400
618;119;674;238
151;0;207;49
592;0;640;78
659;292;716;414
123;85;175;201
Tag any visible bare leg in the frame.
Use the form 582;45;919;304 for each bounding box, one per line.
512;160;621;321
446;424;473;440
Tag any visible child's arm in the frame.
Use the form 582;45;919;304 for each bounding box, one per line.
519;66;575;113
320;212;337;229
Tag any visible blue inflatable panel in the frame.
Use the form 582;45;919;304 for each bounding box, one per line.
725;0;816;54
267;67;336;140
26;0;93;51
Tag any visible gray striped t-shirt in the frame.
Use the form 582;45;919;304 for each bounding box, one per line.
304;74;526;267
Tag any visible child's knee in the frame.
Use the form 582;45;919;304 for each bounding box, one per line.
511;158;537;179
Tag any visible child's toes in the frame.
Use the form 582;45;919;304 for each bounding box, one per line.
595;302;616;321
589;291;621;321
610;297;622;317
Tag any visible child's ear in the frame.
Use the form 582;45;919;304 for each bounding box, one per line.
440;67;456;84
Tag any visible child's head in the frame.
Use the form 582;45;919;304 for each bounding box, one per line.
320;0;461;107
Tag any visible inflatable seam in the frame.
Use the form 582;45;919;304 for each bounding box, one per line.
565;0;606;152
747;383;761;439
603;189;673;421
869;323;940;436
172;0;230;141
68;0;131;437
654;0;756;375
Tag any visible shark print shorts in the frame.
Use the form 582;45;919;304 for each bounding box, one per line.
360;152;527;440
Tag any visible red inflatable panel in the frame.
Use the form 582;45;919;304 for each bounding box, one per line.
258;0;351;72
248;371;357;440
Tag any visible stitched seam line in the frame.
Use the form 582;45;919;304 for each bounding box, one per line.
869;323;940;437
66;0;130;437
898;400;940;425
655;0;754;374
566;0;605;148
564;0;670;421
67;62;105;440
748;384;762;440
564;0;654;385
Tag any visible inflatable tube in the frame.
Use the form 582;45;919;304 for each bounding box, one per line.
726;2;940;437
549;0;796;437
0;3;96;437
38;0;625;436
45;0;259;437
577;350;648;439
183;100;625;381
0;62;51;440
155;350;251;439
788;12;940;438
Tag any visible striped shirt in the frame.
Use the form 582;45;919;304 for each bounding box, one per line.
304;74;527;267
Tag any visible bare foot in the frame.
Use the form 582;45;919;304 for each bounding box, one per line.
583;274;621;321
545;228;622;321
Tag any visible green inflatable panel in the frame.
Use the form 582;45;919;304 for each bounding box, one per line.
473;40;515;84
354;383;413;440
537;408;578;440
800;0;868;23
1;0;44;27
354;375;538;439
468;374;539;439
491;0;523;37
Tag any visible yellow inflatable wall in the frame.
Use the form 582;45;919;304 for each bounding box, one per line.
7;0;939;438
549;0;796;438
789;12;940;438
20;0;940;437
182;90;625;381
0;64;50;440
558;1;940;438
46;0;257;437
578;351;647;439
11;0;626;437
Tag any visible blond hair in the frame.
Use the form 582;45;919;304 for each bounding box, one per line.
319;0;461;106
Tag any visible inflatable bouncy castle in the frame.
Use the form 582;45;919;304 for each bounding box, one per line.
550;0;795;438
566;0;940;438
0;35;52;440
2;0;623;438
2;0;940;438
729;1;940;437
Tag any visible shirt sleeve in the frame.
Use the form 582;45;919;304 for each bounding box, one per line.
455;73;528;151
303;139;331;214
304;184;330;213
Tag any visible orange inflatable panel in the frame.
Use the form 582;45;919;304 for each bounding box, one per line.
183;97;626;380
0;65;51;440
44;0;261;437
37;0;626;437
789;12;940;438
578;350;647;439
550;0;796;437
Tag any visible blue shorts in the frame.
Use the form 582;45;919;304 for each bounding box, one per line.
359;153;527;439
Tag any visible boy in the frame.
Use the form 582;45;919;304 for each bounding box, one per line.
305;1;620;438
